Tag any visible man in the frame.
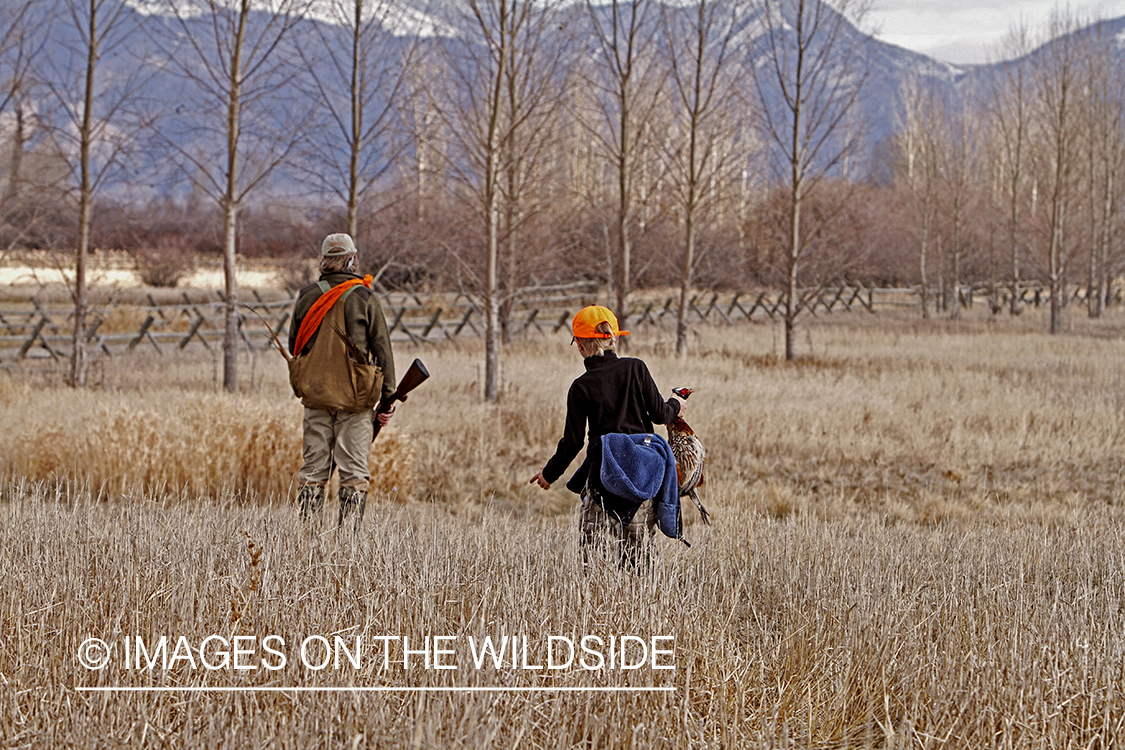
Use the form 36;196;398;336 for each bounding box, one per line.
288;233;395;531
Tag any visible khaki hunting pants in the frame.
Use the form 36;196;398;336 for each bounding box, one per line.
300;407;373;493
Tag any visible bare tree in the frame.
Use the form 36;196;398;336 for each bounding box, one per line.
1031;11;1083;334
397;49;444;221
437;0;565;402
0;0;37;133
0;1;41;243
1077;22;1124;318
897;73;942;318
748;0;870;360
939;98;978;321
986;25;1035;315
497;11;573;343
154;0;313;392
39;0;148;387
660;0;742;356
578;0;666;331
297;0;421;238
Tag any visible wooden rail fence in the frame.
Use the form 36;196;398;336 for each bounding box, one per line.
0;282;602;364
2;282;1089;366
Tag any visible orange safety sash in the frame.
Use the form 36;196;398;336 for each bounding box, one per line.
291;275;373;355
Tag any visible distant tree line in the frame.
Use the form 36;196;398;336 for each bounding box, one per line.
0;0;1122;393
891;15;1125;335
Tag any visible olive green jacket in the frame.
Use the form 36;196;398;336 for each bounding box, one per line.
288;272;396;402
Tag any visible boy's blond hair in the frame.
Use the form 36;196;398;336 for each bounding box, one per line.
576;321;616;357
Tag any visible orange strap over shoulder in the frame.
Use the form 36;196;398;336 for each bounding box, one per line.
291;275;373;356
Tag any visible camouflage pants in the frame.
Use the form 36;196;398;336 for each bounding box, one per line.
580;482;657;570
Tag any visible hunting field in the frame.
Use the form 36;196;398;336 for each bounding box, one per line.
2;306;1124;748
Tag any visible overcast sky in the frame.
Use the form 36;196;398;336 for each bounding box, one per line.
867;0;1125;64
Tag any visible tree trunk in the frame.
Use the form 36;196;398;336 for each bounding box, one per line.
675;210;694;357
222;199;239;391
4;106;23;205
415;106;431;222
950;195;961;321
501;215;518;345
785;183;800;361
936;236;946;313
482;28;503;404
615;123;631;341
1048;134;1067;334
1049;217;1064;335
70;0;98;389
221;1;248;393
484;193;501;401
601;218;613;307
919;216;930;319
72;195;90;388
1097;170;1113;315
987;223;998;314
1049;272;1062;333
1087;213;1098;318
1009;176;1022;315
346;0;362;239
1086;134;1099;319
501;123;520;345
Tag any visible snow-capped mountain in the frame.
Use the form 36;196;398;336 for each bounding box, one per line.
13;0;1124;202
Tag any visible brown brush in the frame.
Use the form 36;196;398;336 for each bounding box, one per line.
238;303;291;361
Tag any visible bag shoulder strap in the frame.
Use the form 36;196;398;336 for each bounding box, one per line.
292;275;372;355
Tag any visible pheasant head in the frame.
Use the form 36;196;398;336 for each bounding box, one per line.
669;388;695;435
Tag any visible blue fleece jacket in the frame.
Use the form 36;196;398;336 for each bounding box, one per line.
599;432;682;540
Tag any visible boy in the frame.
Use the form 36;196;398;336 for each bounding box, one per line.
529;305;685;567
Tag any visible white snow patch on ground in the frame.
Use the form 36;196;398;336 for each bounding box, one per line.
0;261;283;291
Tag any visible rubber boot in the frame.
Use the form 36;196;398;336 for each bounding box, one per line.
337;487;368;532
297;484;325;520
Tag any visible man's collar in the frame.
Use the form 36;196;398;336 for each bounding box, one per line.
319;271;363;282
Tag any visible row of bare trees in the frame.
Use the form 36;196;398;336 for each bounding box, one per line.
1;0;1124;398
892;12;1125;333
1;0;871;396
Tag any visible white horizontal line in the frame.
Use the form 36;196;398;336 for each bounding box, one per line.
77;686;675;693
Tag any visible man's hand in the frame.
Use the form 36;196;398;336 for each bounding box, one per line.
376;406;395;427
529;470;550;490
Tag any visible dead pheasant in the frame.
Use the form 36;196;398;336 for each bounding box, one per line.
668;387;711;525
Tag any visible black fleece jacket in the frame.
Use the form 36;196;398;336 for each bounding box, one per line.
542;351;681;492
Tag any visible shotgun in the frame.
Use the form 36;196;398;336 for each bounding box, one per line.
372;358;430;441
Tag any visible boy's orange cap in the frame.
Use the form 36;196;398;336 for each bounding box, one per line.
572;305;629;338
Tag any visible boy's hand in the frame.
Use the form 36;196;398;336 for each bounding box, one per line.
671;395;687;418
529;470;550;490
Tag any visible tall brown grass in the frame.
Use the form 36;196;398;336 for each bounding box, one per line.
1;306;1124;747
0;383;416;500
1;485;1122;747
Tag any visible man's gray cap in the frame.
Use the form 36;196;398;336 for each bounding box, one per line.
321;233;357;257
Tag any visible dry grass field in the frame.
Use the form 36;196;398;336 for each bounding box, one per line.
2;306;1124;748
